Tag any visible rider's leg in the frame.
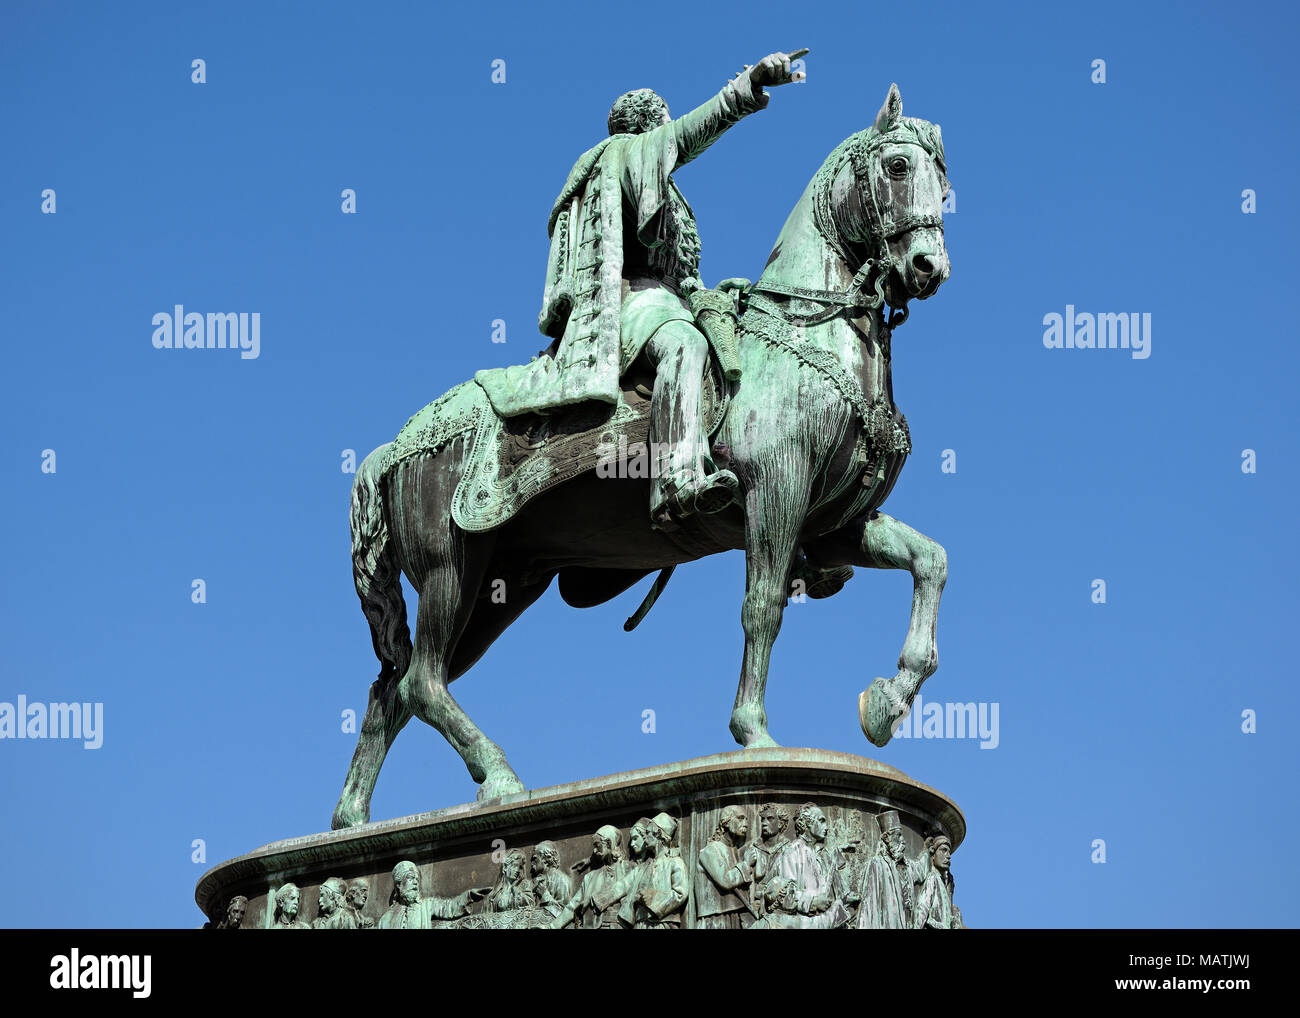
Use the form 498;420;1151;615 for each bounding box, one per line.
644;320;737;528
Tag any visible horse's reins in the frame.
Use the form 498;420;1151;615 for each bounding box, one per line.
628;131;942;634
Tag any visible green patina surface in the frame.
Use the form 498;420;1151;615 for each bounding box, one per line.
332;59;956;837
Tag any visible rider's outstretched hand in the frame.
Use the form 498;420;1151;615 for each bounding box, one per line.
747;49;807;106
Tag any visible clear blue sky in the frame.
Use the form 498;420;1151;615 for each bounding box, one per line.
2;0;1296;928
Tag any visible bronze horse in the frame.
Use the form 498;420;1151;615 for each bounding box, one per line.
332;84;951;829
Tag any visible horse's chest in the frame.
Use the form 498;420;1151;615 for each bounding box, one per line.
807;413;910;534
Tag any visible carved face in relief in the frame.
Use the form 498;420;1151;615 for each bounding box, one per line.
276;885;300;919
795;805;829;845
502;850;525;884
224;896;247;927
628;821;649;857
721;806;748;841
347;879;369;910
392;863;421;905
931;839;951;872
759;807;787;840
885;829;906;862
318;879;345;916
592;826;621;865
532;841;558;876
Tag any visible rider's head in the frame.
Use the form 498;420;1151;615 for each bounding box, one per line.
608;89;670;135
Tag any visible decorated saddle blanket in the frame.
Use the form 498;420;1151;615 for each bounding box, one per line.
378;359;728;534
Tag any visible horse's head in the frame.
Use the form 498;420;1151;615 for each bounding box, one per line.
816;83;951;320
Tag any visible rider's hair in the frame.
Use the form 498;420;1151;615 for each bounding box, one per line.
608;89;668;136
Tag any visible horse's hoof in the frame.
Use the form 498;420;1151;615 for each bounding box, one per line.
859;678;907;748
802;564;854;600
331;803;369;830
476;773;526;802
729;706;777;749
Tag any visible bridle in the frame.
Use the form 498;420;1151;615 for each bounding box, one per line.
748;127;946;332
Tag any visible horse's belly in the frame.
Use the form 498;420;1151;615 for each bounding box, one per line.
492;472;744;576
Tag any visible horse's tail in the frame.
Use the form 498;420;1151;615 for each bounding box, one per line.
350;444;412;684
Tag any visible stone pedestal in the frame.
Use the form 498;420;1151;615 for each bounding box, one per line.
197;748;966;930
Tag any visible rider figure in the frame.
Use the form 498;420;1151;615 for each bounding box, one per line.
476;51;804;529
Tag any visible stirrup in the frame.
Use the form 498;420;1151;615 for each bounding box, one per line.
650;469;739;531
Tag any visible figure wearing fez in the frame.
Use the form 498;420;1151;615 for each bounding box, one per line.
312;876;358;930
913;835;963;930
856;811;915;929
376;860;481;930
550;825;632;929
618;814;689;928
476;52;805;529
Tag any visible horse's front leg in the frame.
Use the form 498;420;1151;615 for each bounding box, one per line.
809;510;947;747
729;462;810;749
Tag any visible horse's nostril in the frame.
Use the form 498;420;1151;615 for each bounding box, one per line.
912;254;934;276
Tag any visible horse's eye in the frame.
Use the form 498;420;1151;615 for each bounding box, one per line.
887;157;908;177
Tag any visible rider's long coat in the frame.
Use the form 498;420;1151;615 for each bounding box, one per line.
475;73;765;418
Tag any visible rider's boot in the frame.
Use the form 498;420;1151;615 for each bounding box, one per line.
645;322;738;532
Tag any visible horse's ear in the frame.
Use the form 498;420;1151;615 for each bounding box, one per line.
873;83;903;132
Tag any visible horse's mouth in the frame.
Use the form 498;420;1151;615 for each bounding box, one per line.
888;261;943;305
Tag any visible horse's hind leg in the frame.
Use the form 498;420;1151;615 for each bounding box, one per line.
332;677;411;829
399;533;527;802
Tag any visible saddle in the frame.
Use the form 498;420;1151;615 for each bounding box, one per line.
382;352;729;535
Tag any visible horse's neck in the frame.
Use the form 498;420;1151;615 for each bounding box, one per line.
754;187;890;404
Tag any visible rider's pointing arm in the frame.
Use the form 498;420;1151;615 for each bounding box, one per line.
672;51;806;168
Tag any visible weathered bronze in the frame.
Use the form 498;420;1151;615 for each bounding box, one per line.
271;883;310;929
374;860;481;930
344;878;374;929
696;804;756;928
331;54;951;852
914;834;963;929
311;876;355;930
857;809;916;929
199;749;966;930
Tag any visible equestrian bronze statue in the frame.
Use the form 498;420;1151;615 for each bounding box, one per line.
331;53;952;830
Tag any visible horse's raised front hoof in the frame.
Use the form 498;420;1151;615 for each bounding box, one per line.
859;678;907;748
476;771;527;803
